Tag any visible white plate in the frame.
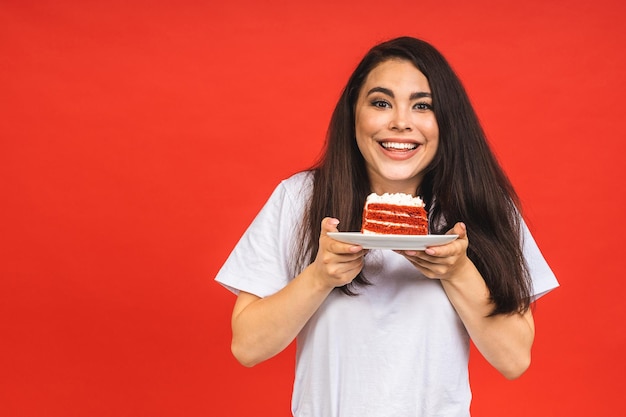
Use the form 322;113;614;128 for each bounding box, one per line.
327;232;458;250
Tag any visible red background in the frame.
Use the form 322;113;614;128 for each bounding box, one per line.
2;0;625;415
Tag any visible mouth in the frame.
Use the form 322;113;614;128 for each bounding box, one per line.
379;141;419;151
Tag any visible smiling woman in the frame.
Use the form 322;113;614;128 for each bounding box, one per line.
215;36;558;417
354;59;439;195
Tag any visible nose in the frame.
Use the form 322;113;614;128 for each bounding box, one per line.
389;108;413;131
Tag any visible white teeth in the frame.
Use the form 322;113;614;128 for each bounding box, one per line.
381;142;418;150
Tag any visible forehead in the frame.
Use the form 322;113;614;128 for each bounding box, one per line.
362;59;431;92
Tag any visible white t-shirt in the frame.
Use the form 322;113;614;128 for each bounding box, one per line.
215;171;559;417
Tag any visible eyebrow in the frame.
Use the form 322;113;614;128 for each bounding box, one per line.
367;86;432;100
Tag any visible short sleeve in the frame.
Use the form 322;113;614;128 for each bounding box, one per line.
521;219;559;300
214;172;312;298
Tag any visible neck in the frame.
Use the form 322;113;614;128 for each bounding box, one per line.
370;178;421;196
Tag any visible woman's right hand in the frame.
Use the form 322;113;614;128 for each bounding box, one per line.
231;217;366;367
311;217;366;289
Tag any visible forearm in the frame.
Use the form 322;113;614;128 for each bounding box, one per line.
231;264;334;367
441;261;535;379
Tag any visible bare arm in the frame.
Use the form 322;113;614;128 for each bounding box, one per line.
398;222;534;379
231;217;366;367
439;259;534;379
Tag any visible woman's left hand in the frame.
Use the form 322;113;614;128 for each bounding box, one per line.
396;222;471;280
399;222;535;379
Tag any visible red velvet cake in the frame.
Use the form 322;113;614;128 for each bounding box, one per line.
361;193;428;235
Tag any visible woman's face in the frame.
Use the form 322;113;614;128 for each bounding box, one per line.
355;59;439;195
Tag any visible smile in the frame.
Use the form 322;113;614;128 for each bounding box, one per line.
380;141;419;151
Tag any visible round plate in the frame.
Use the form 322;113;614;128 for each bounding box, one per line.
327;232;458;250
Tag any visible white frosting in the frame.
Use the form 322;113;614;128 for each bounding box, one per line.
365;192;424;207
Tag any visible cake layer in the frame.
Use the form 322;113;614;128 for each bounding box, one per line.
362;220;428;235
364;208;427;225
365;203;426;217
360;192;428;236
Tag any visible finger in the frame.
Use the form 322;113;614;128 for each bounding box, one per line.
404;252;441;268
425;222;467;256
424;245;462;258
404;256;438;278
328;241;364;256
334;255;366;272
322;250;366;282
321;217;340;236
449;222;467;239
400;248;441;261
319;242;363;264
321;218;364;254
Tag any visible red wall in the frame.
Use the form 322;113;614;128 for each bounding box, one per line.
2;0;625;415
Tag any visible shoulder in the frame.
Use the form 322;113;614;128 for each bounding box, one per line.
276;170;314;203
519;218;559;298
280;170;314;191
256;170;314;220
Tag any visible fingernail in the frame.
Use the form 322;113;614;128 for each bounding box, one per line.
425;248;436;255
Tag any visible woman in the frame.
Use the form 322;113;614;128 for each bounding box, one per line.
216;37;558;416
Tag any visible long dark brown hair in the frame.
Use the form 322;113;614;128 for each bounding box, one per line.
294;36;532;315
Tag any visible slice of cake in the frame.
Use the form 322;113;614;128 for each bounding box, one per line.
361;193;428;235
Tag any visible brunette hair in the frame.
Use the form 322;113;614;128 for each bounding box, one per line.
294;36;532;315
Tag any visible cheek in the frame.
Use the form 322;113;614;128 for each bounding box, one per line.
424;119;439;142
354;133;370;158
354;115;371;149
354;111;367;135
356;111;385;139
430;139;439;157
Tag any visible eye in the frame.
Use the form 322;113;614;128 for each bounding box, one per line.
371;99;391;109
414;102;433;111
